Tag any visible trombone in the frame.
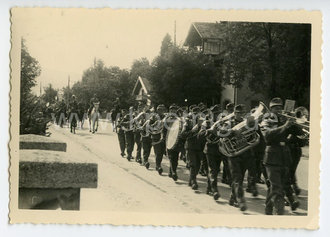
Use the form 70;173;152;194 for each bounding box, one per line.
280;106;310;139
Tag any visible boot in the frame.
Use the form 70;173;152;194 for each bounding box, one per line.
250;185;259;197
144;162;150;169
172;172;178;181
238;197;247;211
292;183;301;196
157;166;163;175
273;196;285;215
265;204;273;215
229;195;238;207
287;195;300;211
192;180;198;190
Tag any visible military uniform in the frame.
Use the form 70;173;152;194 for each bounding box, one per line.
136;110;152;169
121;111;135;161
149;105;166;175
181;116;205;190
165;107;185;181
133;110;142;163
221;106;257;211
260;97;299;215
198;105;223;199
116;112;126;157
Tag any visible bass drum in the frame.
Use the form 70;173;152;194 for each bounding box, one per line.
166;117;183;150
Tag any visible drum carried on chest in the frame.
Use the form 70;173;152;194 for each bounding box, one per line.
166;117;183;150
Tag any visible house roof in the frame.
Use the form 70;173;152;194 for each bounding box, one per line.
132;76;152;95
184;22;226;46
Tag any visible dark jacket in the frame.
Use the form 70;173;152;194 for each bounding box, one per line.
260;118;292;166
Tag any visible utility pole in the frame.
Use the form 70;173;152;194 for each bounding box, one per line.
39;81;42;96
174;20;176;46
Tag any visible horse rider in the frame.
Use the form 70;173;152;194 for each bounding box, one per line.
260;97;300;215
88;93;100;116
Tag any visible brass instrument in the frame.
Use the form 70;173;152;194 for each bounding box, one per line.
205;112;234;144
280;106;310;139
218;102;270;157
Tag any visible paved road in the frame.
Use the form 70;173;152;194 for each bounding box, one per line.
49;120;308;215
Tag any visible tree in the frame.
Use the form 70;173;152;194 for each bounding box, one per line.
71;59;135;112
222;22;311;108
130;57;151;81
20;39;50;135
149;42;221;106
160;33;173;56
42;84;58;105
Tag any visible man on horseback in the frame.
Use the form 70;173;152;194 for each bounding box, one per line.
88;93;100;116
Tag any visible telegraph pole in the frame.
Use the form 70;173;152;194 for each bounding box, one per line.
174;20;176;46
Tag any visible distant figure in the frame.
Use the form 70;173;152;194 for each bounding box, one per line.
56;99;67;128
69;95;79;134
88;94;100;117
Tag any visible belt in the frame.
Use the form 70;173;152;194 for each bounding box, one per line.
266;142;286;147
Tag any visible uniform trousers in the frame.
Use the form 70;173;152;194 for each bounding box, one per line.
141;136;152;164
228;152;254;200
134;131;142;159
168;149;180;175
153;141;165;168
117;130;126;155
206;148;224;193
187;150;204;181
124;130;135;157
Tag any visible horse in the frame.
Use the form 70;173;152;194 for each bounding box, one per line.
89;102;100;133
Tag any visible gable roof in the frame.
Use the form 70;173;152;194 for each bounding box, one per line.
132;76;152;95
184;22;226;46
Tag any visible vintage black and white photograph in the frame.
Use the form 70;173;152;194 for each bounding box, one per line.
9;8;321;227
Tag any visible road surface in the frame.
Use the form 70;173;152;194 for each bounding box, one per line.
49;120;308;215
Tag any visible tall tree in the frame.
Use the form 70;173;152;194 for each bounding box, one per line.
42;84;58;105
150;44;221;106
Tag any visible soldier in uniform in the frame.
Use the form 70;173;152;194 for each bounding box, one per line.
133;103;144;164
260;97;300;215
120;107;135;161
221;104;258;211
116;108;127;158
181;111;205;190
135;104;152;169
221;103;234;184
198;104;223;199
148;104;166;175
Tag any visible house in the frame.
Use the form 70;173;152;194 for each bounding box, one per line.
131;76;152;106
184;22;265;110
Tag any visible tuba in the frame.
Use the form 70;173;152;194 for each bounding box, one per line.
218;102;270;157
206;112;234;144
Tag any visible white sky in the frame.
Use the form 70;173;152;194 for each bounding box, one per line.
13;9;226;95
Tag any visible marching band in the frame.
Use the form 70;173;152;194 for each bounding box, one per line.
114;97;309;215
